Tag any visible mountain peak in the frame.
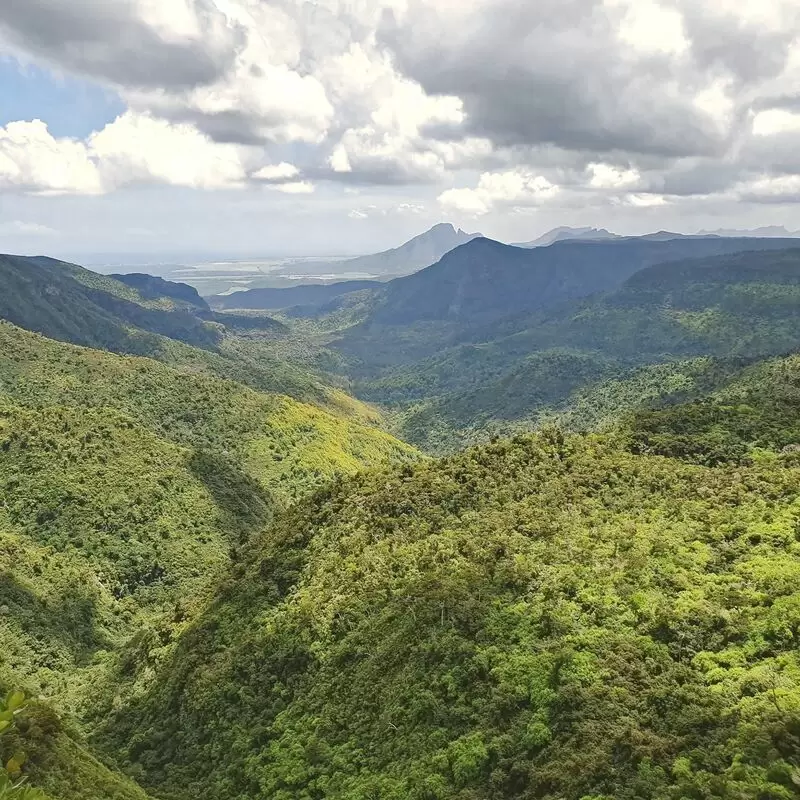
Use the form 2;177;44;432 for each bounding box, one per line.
422;222;483;240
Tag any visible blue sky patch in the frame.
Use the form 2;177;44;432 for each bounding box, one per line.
0;57;124;138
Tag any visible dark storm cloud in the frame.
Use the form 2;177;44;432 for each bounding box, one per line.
679;2;800;85
0;0;242;90
378;0;728;160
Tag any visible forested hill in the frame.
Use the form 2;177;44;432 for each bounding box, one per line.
103;363;800;800
0;256;418;800
364;235;800;325
336;247;800;451
0;252;367;414
0;253;221;352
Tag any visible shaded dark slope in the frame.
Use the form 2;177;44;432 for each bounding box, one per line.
367;235;800;326
0;253;220;352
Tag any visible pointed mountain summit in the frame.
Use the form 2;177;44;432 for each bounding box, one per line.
334;222;483;278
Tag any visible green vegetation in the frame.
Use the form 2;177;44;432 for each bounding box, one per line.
0;689;153;800
0;315;415;799
0;254;221;354
0;690;48;800
319;248;800;451
4;246;800;800
104;387;800;799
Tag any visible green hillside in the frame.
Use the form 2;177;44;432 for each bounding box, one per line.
0;253;366;416
0;322;416;800
102;376;800;800
0;254;221;353
343;248;800;451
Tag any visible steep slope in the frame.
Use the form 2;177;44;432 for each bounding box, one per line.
0;322;417;799
0;254;220;353
1;690;155;800
104;386;800;800
353;247;800;450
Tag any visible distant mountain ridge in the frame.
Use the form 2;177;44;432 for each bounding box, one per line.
362;235;800;326
211;279;381;311
697;225;800;238
514;226;620;247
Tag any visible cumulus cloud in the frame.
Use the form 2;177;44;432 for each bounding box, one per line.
588;163;641;190
252;162;301;182
2;0;800;214
0;113;251;194
90;112;249;188
439;170;560;216
0;120;103;195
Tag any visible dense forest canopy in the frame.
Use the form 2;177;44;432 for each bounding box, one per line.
1;245;799;800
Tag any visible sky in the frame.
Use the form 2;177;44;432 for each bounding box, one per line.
1;0;800;260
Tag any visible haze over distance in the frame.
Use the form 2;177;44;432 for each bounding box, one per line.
83;223;800;296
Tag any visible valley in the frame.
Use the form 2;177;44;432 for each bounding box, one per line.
2;231;800;800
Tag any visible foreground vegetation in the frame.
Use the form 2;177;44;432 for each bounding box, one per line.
3;248;800;799
102;359;800;799
0;318;414;799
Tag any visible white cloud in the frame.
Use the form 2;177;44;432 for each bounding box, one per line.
439;169;559;216
623;193;669;207
0;120;102;195
348;209;368;219
90;112;248;189
752;108;800;136
588;162;640;189
0;113;251;195
252;162;300;181
738;173;800;201
611;0;689;55
272;181;315;194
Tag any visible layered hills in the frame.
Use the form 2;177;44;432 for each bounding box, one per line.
3;239;800;800
355;235;800;327
104;366;800;799
0;255;417;800
288;240;800;450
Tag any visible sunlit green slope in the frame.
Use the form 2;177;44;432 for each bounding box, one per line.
0;322;416;800
105;370;800;800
